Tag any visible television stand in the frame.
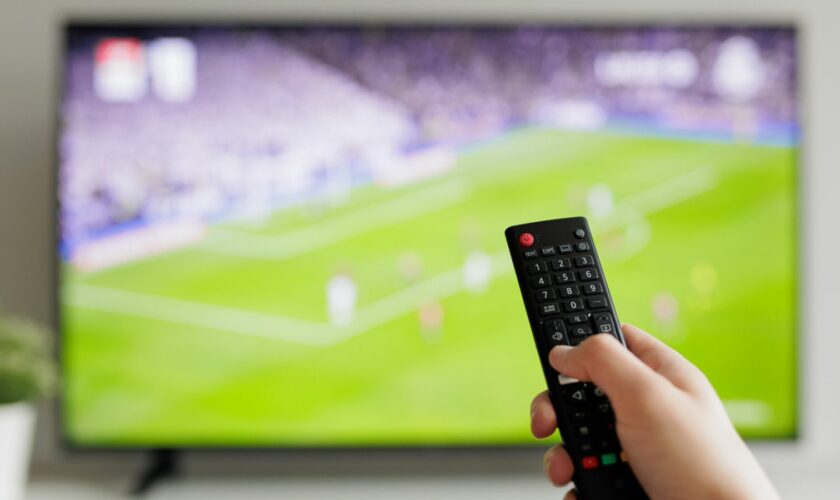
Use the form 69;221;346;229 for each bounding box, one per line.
131;449;180;496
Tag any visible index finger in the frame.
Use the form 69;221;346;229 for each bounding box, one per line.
548;333;667;412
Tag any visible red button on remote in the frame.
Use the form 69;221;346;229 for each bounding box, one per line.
519;232;535;247
582;456;599;469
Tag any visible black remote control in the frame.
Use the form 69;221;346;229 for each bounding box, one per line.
505;216;647;499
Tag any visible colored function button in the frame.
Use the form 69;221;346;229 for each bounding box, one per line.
601;453;617;466
519;232;535;247
581;456;599;469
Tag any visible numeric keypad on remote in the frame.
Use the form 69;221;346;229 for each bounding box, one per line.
507;217;645;499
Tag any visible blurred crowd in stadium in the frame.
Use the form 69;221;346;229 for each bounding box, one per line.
60;26;796;251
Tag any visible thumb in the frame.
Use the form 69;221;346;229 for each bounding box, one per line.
549;334;666;412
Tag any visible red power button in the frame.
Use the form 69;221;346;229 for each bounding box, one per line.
519;232;535;247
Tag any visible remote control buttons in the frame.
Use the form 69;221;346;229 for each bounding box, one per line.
556;271;575;283
571;325;593;337
567;312;590;324
549;331;567;345
575;255;595;267
551;258;571;270
559;285;580;298
594;313;615;334
527;261;548;274
530;275;551;288
601;453;617;466
519;232;535;247
579;269;600;281
559;244;573;254
539;303;561;316
576;242;590;252
597;402;613;415
523;248;539;259
563;299;584;312
541;246;557;256
581;456;599;469
575;228;586;239
543;320;568;346
583;282;603;294
571;409;589;420
587;296;608;308
568;388;587;403
535;288;557;302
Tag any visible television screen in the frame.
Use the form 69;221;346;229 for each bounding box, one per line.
59;23;798;446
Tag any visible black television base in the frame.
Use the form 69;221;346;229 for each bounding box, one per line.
131;449;180;496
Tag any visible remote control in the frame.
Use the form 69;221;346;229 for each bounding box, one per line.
505;216;647;499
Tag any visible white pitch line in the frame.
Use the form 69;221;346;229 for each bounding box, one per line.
67;167;718;348
600;167;718;231
201;179;468;261
65;284;328;346
331;251;512;343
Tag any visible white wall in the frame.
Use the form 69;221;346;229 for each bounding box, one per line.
2;0;839;479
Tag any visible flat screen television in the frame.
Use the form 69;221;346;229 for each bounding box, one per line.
58;22;799;447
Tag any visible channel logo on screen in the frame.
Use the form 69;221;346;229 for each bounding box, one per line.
94;38;147;102
94;37;196;103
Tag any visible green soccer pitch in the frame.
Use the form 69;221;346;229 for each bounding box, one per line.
62;128;798;446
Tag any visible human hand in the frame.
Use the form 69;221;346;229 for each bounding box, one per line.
530;323;780;500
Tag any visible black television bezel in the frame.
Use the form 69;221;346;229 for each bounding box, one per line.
54;19;802;452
